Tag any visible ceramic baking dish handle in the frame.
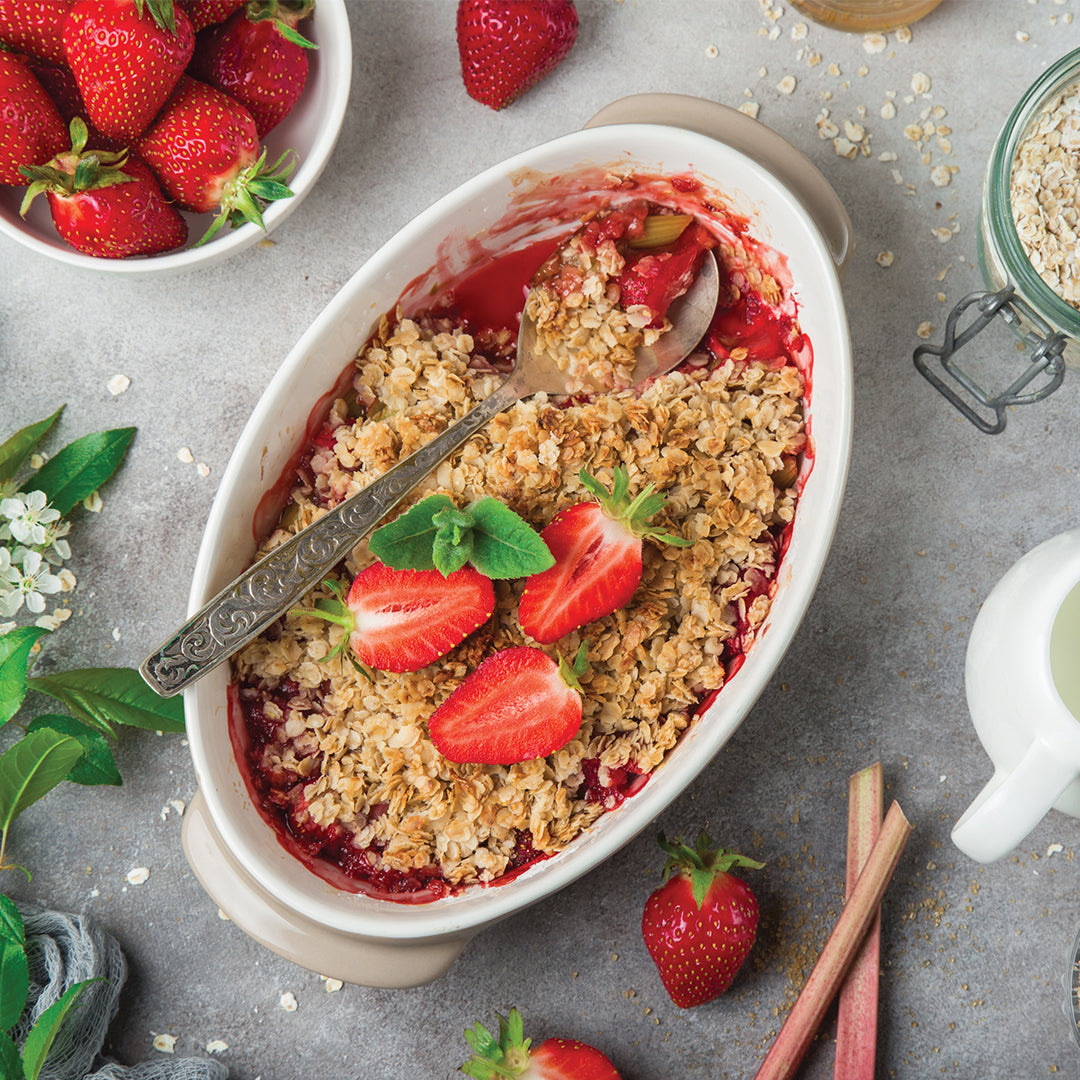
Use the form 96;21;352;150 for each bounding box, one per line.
181;789;472;988
585;93;853;280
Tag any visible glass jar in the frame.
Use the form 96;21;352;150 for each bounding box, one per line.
788;0;944;32
914;48;1079;433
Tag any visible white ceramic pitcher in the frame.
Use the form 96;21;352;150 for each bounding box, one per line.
952;529;1080;863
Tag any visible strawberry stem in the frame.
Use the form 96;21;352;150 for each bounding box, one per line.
657;831;764;909
578;466;691;548
461;1009;533;1080
753;800;912;1080
834;762;884;1080
194;148;297;247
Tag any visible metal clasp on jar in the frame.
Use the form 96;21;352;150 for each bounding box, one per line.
914;286;1069;434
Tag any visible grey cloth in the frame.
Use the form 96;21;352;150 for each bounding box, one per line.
14;906;227;1080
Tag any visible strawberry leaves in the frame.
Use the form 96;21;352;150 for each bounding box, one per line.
657;831;765;908
370;494;554;580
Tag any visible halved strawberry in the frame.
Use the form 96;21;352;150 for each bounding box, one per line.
428;644;587;765
289;562;495;675
518;467;690;645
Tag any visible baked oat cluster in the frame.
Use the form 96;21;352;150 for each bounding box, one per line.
1011;78;1080;309
231;237;807;896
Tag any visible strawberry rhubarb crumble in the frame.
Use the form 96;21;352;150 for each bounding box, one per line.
230;198;809;902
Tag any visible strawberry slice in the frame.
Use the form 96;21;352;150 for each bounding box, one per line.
462;1007;621;1080
456;0;578;110
428;645;587;765
289;562;495;674
518;467;689;645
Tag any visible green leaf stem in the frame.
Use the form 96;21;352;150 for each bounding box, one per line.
0;630;49;728
30;428;135;516
27;669;184;737
0;408;63;488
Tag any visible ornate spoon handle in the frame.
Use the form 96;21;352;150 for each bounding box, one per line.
140;376;525;697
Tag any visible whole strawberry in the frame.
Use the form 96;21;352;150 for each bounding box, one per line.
641;832;764;1008
134;74;295;244
177;0;245;31
20;118;188;257
63;0;195;143
189;0;316;137
0;0;72;64
456;0;578;110
461;1008;621;1080
23;57;124;152
0;52;67;185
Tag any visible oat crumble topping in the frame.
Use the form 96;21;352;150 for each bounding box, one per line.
231;228;807;897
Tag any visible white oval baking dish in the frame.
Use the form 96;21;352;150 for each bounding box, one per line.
180;94;854;988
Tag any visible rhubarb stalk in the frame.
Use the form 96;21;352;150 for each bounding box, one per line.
834;762;884;1080
754;799;912;1080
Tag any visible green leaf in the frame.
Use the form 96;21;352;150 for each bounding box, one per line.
0;896;24;949
26;717;121;787
0;1032;21;1080
20;979;97;1080
27;668;184;736
29;428;135;516
464;498;554;579
0;939;28;1032
0;629;50;728
0;729;83;840
368;494;454;571
0;408;63;487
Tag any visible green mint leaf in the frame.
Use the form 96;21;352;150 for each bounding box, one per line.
0;1032;20;1080
20;979;98;1080
0;628;50;727
432;527;472;577
0;939;29;1032
465;498;554;579
368;494;454;571
0;895;24;949
26;717;122;787
0;728;83;840
0;407;64;488
30;427;135;516
27;668;184;736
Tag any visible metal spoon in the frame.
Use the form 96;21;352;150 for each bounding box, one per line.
140;249;720;697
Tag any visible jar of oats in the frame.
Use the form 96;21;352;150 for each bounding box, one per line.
915;48;1077;433
788;0;944;32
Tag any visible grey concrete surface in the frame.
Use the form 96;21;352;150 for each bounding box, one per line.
4;1;1080;1077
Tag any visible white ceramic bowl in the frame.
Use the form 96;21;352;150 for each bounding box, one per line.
180;97;854;988
0;0;351;276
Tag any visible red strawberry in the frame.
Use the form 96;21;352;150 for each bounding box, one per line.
0;52;67;184
20;118;188;257
134;74;295;243
461;1007;621;1080
518;467;689;645
289;562;495;674
0;0;72;64
176;0;245;31
23;57;123;151
456;0;578;110
428;644;587;765
189;0;316;137
63;0;194;143
641;832;764;1008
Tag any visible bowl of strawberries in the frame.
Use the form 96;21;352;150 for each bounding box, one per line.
0;0;351;274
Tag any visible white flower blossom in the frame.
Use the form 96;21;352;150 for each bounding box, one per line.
1;549;62;615
1;491;61;547
40;518;72;565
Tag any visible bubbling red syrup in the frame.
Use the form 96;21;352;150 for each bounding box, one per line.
231;184;810;902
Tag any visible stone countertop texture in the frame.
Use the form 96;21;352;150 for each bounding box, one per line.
5;1;1080;1077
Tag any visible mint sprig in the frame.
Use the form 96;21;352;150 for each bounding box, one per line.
370;495;554;580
